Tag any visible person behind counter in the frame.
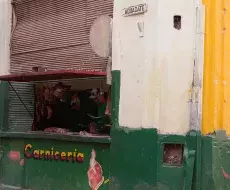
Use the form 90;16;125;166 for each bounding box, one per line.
35;84;111;135
35;82;73;132
50;83;72;130
85;88;111;135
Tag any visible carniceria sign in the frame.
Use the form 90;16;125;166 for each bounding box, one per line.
122;4;147;17
24;144;84;163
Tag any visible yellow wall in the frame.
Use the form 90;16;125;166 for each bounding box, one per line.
202;0;230;135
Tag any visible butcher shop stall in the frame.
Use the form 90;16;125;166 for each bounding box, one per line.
0;0;113;189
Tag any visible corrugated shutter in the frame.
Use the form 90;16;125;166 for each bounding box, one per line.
8;82;34;132
86;0;114;29
10;0;114;74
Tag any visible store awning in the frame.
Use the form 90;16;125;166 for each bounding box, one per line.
0;70;106;82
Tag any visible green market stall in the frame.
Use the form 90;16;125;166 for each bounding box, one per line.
0;70;111;190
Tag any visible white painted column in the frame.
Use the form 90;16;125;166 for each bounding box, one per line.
0;0;12;75
149;0;197;135
113;0;146;128
112;0;204;134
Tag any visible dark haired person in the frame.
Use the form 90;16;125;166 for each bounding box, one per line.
35;82;73;133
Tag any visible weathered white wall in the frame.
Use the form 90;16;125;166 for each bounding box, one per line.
112;0;204;134
0;0;12;75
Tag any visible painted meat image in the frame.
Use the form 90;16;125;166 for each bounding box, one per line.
87;149;104;190
8;151;20;162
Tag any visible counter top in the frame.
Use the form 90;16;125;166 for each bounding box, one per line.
0;131;111;144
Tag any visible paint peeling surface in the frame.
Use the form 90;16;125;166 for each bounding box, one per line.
212;137;230;189
113;0;204;135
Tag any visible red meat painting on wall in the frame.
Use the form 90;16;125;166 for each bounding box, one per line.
8;151;25;166
8;151;20;162
87;149;104;190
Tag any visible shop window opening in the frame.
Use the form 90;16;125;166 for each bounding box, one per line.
163;143;184;166
4;71;112;137
173;15;181;30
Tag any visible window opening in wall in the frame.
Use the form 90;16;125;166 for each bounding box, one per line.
33;79;111;135
2;72;112;137
163;143;184;166
173;15;181;30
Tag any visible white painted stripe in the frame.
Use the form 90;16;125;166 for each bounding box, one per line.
1;184;30;190
0;0;12;75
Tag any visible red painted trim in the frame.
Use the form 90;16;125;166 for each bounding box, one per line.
0;70;106;82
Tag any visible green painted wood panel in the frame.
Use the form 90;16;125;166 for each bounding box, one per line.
0;137;110;190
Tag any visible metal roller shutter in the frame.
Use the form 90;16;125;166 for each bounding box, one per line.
86;0;114;30
11;0;114;73
8;82;34;132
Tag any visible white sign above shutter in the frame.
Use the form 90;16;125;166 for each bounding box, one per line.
122;4;148;17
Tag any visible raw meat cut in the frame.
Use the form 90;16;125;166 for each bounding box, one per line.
87;149;104;190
